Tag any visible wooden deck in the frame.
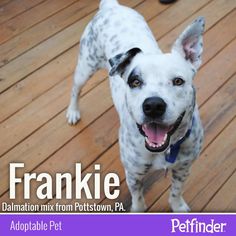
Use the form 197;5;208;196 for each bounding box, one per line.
0;0;235;212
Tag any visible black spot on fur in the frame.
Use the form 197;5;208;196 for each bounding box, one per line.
136;172;145;176
172;169;177;174
110;35;117;42
172;174;183;182
103;19;109;25
178;167;185;171
145;164;152;168
109;48;142;76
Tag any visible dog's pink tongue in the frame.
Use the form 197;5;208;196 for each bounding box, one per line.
143;124;168;144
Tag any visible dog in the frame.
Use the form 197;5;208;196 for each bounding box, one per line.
66;0;204;212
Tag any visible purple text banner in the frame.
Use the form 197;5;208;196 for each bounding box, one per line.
0;214;235;236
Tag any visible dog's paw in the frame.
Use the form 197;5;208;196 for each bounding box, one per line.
66;109;80;125
169;196;191;212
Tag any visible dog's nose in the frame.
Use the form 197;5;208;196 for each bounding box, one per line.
143;97;167;118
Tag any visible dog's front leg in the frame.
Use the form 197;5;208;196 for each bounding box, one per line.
125;170;146;212
169;161;193;212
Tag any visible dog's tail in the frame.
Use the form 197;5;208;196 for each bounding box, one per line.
99;0;119;9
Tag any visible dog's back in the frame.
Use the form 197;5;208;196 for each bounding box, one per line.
87;0;160;60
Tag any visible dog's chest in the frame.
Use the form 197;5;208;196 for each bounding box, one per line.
151;152;175;170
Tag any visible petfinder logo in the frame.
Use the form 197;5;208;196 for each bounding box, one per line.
171;218;227;233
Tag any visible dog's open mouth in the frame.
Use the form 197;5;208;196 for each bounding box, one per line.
137;112;185;152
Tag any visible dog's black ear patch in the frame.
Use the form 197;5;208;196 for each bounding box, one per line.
109;48;142;77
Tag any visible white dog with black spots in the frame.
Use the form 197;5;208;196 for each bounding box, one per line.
67;0;204;212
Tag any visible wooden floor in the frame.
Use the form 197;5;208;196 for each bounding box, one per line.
0;0;235;212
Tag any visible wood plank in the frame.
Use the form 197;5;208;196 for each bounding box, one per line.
0;45;79;123
202;9;236;64
204;171;236;212
0;0;97;60
0;0;167;60
0;0;79;46
158;0;236;53
187;119;236;212
195;38;236;106
200;74;236;150
148;0;211;39
0;2;235;195
0;0;11;6
0;0;143;93
0;0;12;7
0;79;113;195
0;109;120;206
0;0;210;93
0;69;107;156
135;0;170;20
0;0;45;24
0;13;95;93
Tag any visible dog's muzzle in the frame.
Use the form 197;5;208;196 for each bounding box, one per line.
137;112;185;152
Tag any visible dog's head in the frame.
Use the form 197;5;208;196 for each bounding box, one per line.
109;17;205;152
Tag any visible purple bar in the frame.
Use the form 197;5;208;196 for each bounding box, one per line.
0;214;235;235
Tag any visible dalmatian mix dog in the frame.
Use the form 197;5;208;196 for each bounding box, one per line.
66;0;204;212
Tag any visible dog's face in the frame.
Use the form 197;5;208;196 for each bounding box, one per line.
109;17;205;152
123;53;195;152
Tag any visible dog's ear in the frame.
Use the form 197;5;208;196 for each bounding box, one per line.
172;16;205;70
109;48;142;77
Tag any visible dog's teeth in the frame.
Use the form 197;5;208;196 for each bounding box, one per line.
145;137;152;146
145;137;166;149
164;134;167;141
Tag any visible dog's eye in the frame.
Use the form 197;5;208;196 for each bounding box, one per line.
128;74;143;88
131;79;142;88
172;77;185;86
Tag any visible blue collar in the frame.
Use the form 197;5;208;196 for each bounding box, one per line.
165;117;194;164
